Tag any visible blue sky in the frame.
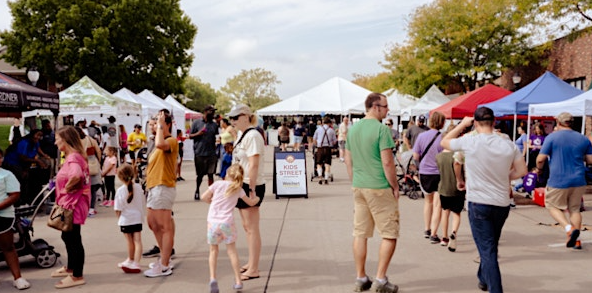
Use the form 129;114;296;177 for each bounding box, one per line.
0;0;432;98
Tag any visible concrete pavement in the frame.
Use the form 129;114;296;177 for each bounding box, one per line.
1;145;591;292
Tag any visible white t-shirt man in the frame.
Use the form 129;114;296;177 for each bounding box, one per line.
449;133;522;207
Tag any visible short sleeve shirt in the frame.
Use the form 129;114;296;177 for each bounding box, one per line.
146;136;179;189
540;129;592;188
346;119;395;189
0;169;19;217
207;181;247;223
413;129;443;175
114;183;146;226
191;119;219;156
233;129;266;186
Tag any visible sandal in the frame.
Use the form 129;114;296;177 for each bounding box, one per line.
51;267;71;278
55;275;86;289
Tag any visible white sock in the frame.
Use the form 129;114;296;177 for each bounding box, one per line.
376;278;387;284
317;168;323;177
565;224;572;232
357;276;368;282
325;173;330;180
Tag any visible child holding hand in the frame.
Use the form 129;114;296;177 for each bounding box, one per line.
202;164;259;293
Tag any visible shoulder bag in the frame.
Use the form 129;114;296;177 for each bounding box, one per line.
47;205;74;232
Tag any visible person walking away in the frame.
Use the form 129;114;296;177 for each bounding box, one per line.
176;129;186;181
51;126;92;289
293;120;305;151
404;115;428;150
189;105;219;200
344;92;400;293
535;112;592;250
202;164;259;293
413;112;445;243
441;107;527;293
306;120;317;152
114;163;146;273
0;149;31;290
338;117;350;162
278;122;290;151
227;104;266;281
101;147;118;207
436;145;466;252
143;110;178;277
313;117;337;185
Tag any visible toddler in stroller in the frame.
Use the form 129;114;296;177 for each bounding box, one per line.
396;150;422;199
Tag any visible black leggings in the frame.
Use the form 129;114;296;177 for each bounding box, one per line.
61;225;85;277
104;175;115;201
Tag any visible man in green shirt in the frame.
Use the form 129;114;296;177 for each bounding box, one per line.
345;92;400;293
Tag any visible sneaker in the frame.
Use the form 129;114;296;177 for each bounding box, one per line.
13;277;31;290
440;237;449;246
573;240;582;250
232;283;243;291
179;177;185;181
100;200;108;206
566;228;580;248
319;179;323;185
88;209;97;217
324;179;328;185
194;191;200;200
429;235;440;244
143;261;173;278
423;229;431;239
354;276;372;292
448;233;457;252
149;258;174;270
210;280;219;293
118;258;133;268
122;262;141;274
372;277;399;293
108;200;115;207
143;246;160;258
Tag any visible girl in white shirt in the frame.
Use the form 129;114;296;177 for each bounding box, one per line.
202;164;259;293
114;164;145;273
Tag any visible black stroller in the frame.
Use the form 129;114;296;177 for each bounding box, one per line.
0;182;60;268
135;147;149;190
396;150;422;200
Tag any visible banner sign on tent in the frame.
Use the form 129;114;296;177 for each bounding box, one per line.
273;150;308;199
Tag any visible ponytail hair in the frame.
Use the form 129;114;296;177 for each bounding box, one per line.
224;164;244;197
117;164;135;203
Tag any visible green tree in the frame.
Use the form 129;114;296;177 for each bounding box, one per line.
525;0;592;33
184;76;218;113
0;0;197;97
220;68;281;111
351;72;393;93
382;0;544;97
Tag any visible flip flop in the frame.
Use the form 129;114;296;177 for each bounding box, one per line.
51;267;71;278
240;274;260;281
240;267;248;273
55;275;86;289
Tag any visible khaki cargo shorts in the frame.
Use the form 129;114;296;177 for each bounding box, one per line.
352;187;400;239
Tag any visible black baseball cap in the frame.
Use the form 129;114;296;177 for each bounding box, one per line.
474;107;494;121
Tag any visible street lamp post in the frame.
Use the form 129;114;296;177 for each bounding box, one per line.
512;72;521;91
27;69;40;87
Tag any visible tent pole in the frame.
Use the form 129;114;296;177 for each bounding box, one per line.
512;114;517;141
526;113;531;167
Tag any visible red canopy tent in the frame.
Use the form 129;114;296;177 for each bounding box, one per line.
430;84;511;119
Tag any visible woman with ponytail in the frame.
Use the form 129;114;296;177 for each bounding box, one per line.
113;164;145;273
202;164;260;293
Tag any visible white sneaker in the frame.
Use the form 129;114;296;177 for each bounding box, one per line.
117;258;133;268
149;259;174;270
144;261;173;277
13;277;31;290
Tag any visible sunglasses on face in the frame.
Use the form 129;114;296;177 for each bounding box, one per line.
230;114;245;121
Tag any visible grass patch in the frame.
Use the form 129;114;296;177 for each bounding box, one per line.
0;125;9;152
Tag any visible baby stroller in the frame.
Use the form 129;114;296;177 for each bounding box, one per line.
0;182;60;268
396;150;422;200
135;147;149;190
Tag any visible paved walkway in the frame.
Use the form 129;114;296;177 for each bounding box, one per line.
1;146;591;292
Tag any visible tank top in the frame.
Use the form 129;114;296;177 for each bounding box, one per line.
220;130;234;145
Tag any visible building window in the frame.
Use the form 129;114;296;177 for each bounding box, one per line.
566;77;586;90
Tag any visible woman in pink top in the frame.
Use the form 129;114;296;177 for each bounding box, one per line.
51;126;91;289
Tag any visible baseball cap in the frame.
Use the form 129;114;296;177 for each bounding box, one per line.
474;107;494;121
107;116;116;123
204;105;216;112
418;115;426;122
227;104;252;117
555;112;573;125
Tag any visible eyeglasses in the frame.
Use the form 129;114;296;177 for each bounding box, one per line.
229;114;245;121
373;104;388;109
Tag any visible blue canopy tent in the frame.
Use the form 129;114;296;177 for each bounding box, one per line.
481;71;583;139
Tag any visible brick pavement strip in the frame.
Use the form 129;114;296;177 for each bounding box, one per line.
1;146;591;292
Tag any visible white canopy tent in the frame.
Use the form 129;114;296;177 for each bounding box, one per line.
528;89;592;134
164;95;202;120
59;76;142;133
257;77;372;116
400;85;449;117
137;90;185;133
113;87;163;127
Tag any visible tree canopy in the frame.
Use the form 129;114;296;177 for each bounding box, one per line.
0;0;197;97
381;0;544;97
219;68;281;112
183;76;218;113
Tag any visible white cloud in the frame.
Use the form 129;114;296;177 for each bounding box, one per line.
225;37;259;59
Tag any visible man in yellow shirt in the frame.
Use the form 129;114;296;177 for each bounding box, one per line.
128;124;147;176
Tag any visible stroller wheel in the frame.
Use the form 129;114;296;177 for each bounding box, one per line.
408;190;422;200
35;248;58;268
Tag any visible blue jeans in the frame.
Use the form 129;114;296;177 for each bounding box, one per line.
468;202;510;293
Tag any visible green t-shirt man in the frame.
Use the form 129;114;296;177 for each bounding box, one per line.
345;119;395;189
